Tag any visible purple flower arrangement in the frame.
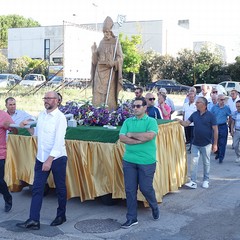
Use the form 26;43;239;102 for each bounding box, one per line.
59;100;134;126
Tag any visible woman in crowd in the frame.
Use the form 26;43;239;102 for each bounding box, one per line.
157;93;171;120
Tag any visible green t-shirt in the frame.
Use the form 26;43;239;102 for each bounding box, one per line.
119;114;158;164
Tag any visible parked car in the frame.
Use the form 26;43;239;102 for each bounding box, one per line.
193;84;227;95
64;78;82;88
218;81;240;94
46;76;63;86
20;74;46;87
146;79;190;93
122;79;137;92
0;73;22;87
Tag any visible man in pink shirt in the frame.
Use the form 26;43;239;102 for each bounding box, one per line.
0;110;16;212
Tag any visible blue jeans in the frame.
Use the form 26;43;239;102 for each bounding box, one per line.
190;144;212;182
29;156;67;221
0;159;12;202
123;160;158;221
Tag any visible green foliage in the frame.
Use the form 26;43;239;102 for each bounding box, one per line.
0;53;9;72
0;14;40;48
11;56;48;77
119;34;143;75
138;43;224;86
226;56;240;81
137;50;161;85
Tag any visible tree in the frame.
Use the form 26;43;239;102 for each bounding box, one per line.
193;44;223;84
227;56;240;81
175;49;195;85
11;56;48;77
119;34;142;84
0;15;40;48
137;50;161;86
0;52;9;72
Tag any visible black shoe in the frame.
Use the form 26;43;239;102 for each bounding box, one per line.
215;155;219;160
4;198;12;212
219;159;223;164
16;219;40;230
50;216;66;226
152;207;160;220
121;219;138;229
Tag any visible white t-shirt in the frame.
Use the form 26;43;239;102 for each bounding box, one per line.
183;102;197;126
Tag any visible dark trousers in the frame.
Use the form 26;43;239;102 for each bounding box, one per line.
184;126;194;148
217;124;228;161
0;159;12;202
29;156;67;221
123;160;158;221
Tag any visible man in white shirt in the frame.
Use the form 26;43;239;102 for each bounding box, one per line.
182;93;197;151
227;89;240;114
227;89;240;146
198;84;211;102
5;97;35;124
16;91;68;230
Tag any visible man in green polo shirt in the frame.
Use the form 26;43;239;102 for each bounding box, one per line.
119;97;159;229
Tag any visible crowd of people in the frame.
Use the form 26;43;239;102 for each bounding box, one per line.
178;84;240;190
0;84;239;230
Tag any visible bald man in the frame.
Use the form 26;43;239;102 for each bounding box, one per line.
16;91;68;230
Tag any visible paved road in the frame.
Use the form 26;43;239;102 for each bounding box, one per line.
0;136;240;240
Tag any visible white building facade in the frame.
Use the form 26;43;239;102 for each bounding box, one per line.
7;19;193;78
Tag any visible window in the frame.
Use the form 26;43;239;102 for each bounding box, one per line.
228;83;235;88
44;39;50;61
52;58;63;64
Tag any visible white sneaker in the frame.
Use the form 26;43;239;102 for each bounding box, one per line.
202;181;209;189
185;181;197;189
235;158;240;163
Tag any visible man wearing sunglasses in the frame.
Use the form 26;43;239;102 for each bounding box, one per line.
145;92;162;119
134;87;144;100
119;97;159;229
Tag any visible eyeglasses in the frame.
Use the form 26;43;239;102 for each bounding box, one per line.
42;97;57;100
219;99;225;101
147;98;155;101
132;104;143;108
135;92;140;94
212;91;218;93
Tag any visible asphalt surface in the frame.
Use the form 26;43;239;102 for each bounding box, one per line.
0;136;240;240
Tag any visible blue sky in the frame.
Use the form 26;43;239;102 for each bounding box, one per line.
1;0;240;61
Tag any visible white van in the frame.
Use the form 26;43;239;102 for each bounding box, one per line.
20;74;46;87
218;81;240;94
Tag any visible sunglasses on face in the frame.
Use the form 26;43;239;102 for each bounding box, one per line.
212;91;218;93
147;98;155;101
132;104;143;109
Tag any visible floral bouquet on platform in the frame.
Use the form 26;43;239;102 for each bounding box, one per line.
59;100;133;126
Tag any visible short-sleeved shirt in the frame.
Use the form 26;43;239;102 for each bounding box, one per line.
227;97;240;114
146;106;161;119
159;103;171;120
183;102;197;126
9;109;35;125
231;111;240;130
188;110;217;146
210;104;231;125
119;114;158;164
0;110;14;159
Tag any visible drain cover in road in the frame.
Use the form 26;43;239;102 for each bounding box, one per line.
75;218;121;233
